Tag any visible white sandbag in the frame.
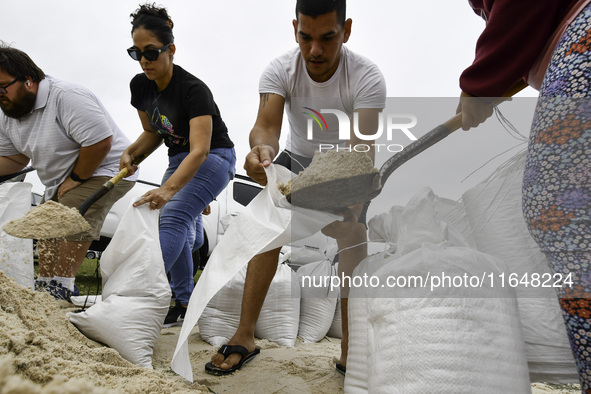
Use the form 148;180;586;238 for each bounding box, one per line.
0;182;34;288
327;296;342;339
297;259;338;343
199;264;300;348
520;298;575;383
365;244;530;393
342;207;403;386
199;262;301;348
198;267;245;348
172;164;340;381
462;151;578;383
369;298;529;393
288;233;338;270
255;263;300;347
367;194;472;253
346;188;530;393
367;205;402;245
345;251;392;393
397;188;473;254
69;203;171;368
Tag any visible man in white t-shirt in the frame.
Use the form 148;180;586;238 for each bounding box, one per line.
0;44;135;302
206;0;386;376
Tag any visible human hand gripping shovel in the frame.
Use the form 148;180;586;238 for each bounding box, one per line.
2;155;148;239
287;82;527;212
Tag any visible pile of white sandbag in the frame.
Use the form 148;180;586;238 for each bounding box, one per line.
345;150;578;392
196;162;345;348
199;261;301;347
346;187;531;393
199;250;344;347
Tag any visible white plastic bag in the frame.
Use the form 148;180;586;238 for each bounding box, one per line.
462;151;578;383
297;259;338;343
345;252;396;393
326;296;342;339
69;203;171;368
360;245;530;393
199;262;301;348
0;182;33;288
346;188;530;393
171;164;340;381
287;233;338;270
198;267;246;348
255;263;300;346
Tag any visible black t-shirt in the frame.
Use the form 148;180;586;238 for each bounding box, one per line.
130;64;233;156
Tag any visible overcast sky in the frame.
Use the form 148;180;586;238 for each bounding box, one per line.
3;1;538;209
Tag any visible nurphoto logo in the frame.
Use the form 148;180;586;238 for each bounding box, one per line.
303;107;419;152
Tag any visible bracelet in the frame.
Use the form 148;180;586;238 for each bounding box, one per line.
70;170;90;183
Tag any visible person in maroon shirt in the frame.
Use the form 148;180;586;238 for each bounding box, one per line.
459;0;591;391
458;0;577;129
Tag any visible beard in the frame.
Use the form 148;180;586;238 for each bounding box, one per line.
0;86;36;119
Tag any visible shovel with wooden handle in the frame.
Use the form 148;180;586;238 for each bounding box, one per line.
287;114;463;211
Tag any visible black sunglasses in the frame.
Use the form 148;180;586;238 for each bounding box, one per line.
0;78;18;94
127;43;172;61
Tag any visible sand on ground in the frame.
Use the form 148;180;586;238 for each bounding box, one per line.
155;326;344;394
0;272;583;393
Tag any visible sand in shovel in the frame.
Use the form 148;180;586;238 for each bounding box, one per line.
2;200;90;239
279;150;377;196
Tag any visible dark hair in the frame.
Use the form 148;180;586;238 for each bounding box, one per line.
0;42;45;82
130;3;174;44
296;0;346;26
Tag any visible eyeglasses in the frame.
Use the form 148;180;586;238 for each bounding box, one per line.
127;43;172;61
0;78;17;94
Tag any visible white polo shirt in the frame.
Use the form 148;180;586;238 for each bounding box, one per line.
0;76;135;198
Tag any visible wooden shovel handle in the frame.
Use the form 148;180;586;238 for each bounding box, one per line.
379;80;529;187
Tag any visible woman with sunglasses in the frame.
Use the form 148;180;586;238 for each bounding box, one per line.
120;4;236;326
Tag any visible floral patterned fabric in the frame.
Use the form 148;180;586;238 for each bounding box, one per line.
523;4;591;391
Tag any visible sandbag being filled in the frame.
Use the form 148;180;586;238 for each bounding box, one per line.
69;203;171;368
171;164;340;382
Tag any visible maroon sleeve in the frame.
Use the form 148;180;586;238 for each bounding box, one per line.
459;0;564;97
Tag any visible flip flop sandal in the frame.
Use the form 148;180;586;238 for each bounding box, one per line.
205;344;261;376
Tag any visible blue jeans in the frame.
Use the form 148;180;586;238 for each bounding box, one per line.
160;147;236;305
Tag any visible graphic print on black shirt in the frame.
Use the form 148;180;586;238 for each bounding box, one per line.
149;106;188;148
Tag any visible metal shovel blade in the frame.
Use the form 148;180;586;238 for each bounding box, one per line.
288;171;382;212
